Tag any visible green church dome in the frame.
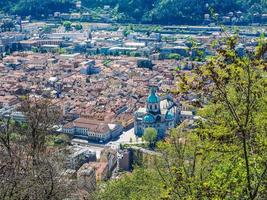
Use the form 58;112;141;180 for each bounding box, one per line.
165;111;174;120
143;114;155;123
147;87;160;103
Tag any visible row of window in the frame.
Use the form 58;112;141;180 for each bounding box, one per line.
64;128;108;138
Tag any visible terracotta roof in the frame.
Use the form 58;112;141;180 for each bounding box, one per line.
64;118;112;134
0;95;17;104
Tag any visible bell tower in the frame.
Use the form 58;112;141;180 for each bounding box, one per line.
146;86;161;114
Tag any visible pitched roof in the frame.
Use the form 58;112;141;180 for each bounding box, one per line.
64;118;116;134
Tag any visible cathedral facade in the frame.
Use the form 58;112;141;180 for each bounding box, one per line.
134;86;180;138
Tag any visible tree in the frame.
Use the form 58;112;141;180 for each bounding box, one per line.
175;34;267;199
167;53;181;60
154;123;201;199
63;21;72;31
42;25;52;33
58;47;67;54
2;0;267;24
97;167;165;200
9;0;74;18
0;97;73;200
143;127;157;149
74;23;83;31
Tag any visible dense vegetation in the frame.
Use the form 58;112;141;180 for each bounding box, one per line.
0;0;75;18
1;0;267;24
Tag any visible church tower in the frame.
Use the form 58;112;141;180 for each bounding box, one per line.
146;86;161;114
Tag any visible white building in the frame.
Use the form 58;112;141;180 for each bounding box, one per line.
62;118;123;143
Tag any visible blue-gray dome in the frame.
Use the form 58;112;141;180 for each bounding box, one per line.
147;87;160;103
143;114;155;123
165;111;174;120
147;94;160;103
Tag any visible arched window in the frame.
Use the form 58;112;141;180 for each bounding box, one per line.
150;104;152;110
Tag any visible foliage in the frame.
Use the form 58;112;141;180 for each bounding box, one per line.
1;0;267;24
143;127;157;149
63;21;72;31
74;23;83;31
3;0;75;18
167;53;181;60
176;34;267;199
46;134;70;147
102;59;112;67
42;25;53;33
58;47;67;54
122;25;134;37
82;0;267;24
97;167;166;200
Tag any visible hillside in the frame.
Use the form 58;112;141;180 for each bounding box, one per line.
1;0;266;24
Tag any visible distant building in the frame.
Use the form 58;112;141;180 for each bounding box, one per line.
81;13;91;21
62;118;123;143
180;110;195;121
10;111;27;122
65;146;96;170
124;42;146;48
60;13;71;20
40;44;59;53
108;47;137;55
79;60;100;75
160;46;189;57
0;95;19;108
134;86;180;138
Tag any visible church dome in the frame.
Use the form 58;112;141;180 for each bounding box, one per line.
147;94;160;103
147;87;160;103
143;114;155;124
165;111;174;120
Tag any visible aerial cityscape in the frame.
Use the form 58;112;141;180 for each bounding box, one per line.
0;1;266;200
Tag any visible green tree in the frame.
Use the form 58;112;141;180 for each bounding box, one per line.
175;35;267;199
74;23;83;31
143;127;157;149
58;47;67;54
167;53;181;60
9;0;74;18
63;21;72;31
2;0;267;24
97;167;165;200
42;25;52;33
